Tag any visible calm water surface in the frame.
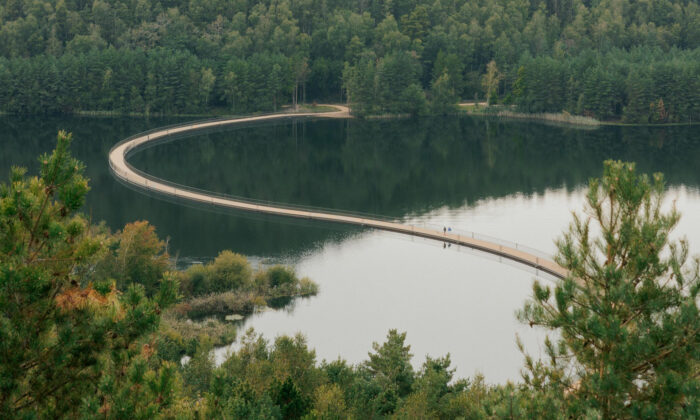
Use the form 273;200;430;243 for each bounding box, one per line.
2;115;699;383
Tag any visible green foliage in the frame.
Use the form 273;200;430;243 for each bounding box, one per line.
513;49;700;122
0;0;695;121
482;60;503;106
162;255;318;380
432;51;464;98
343;50;426;117
400;83;429;117
0;132;177;418
429;72;458;115
367;329;415;399
306;383;348;419
173;251;317;323
270;377;311;419
3;134;700;418
157;311;236;361
207;328;497;419
263;265;297;289
178;250;251;296
181;336;214;396
204;250;252;292
519;160;700;418
623;67;655;123
90;220;171;296
205;329;320;418
79;329;187;419
342;56;376;117
412;355;469;415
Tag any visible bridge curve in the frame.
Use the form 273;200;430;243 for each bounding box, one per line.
108;105;568;279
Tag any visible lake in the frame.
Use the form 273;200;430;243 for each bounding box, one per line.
2;115;699;383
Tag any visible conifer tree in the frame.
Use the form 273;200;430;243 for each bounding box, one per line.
519;160;700;419
367;329;415;399
623;68;654;123
0;132;179;417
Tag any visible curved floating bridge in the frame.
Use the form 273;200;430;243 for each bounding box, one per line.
109;105;568;279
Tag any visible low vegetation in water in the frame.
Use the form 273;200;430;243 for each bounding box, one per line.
90;236;319;360
174;250;318;319
69;171;319;363
157;312;237;361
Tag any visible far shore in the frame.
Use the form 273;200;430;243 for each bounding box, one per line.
460;103;698;128
1;104;696;128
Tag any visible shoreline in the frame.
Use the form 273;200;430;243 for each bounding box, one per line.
2;105;696;128
16;104;343;119
460;104;698;127
492;109;600;127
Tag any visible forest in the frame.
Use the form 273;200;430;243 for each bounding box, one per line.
0;0;699;122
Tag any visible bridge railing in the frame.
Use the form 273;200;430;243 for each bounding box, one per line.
109;119;401;224
408;222;555;261
109;112;556;264
118;162;403;223
109;109;325;157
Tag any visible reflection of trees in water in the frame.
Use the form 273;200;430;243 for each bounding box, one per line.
1;116;699;260
131;117;700;216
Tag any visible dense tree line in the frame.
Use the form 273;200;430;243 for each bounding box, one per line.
0;0;698;120
513;47;700;123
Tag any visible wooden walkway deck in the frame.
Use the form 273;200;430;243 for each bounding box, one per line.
108;106;568;279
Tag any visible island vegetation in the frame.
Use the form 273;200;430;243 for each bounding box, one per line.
86;203;319;359
0;0;698;123
1;133;697;418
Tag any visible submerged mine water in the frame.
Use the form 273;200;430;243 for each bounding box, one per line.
2;115;699;383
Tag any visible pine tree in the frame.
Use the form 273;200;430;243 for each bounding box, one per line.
0;132;179;417
0;59;11;113
519;161;700;419
268;63;284;111
367;329;415;399
144;71;157;115
623;67;654;123
343;56;377;117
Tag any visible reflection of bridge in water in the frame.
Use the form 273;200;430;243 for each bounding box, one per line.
109;105;568;279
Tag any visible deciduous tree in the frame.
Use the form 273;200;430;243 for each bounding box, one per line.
481;59;502;106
